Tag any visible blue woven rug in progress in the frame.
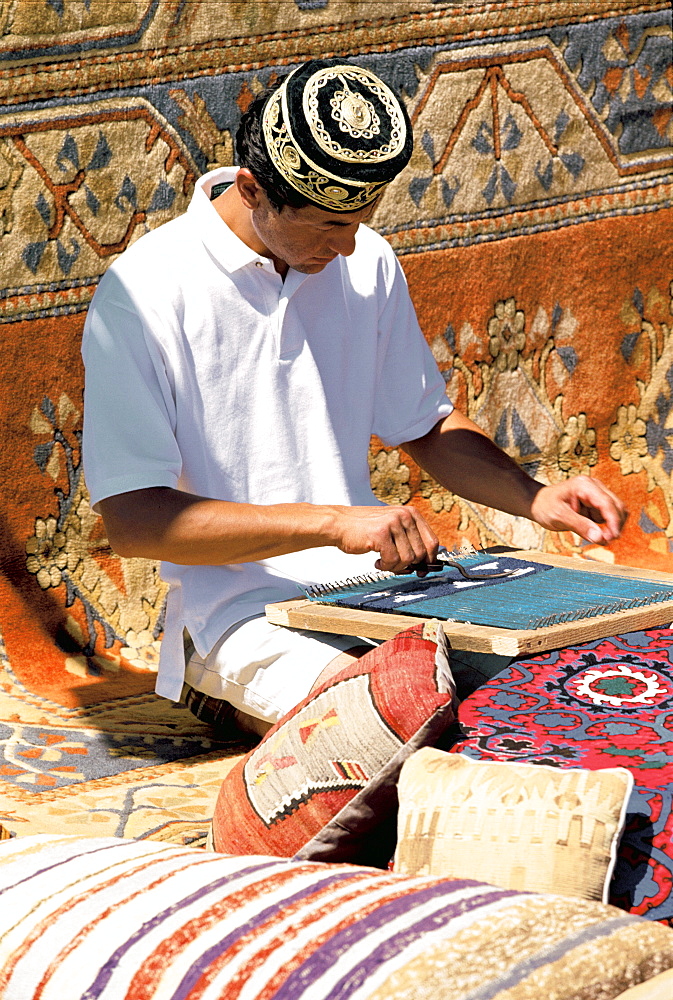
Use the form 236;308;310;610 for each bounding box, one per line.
303;553;673;630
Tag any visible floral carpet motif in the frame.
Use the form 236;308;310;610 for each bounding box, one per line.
453;624;673;923
0;2;670;841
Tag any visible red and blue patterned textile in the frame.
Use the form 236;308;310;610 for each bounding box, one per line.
452;624;673;924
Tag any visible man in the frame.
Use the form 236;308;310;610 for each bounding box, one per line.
82;60;626;737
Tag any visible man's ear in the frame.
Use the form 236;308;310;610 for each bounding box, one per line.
235;169;265;210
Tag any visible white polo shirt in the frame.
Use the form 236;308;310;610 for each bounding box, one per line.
82;168;453;701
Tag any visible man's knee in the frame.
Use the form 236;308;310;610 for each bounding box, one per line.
310;644;372;693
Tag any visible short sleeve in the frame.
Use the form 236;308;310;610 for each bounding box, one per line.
371;247;453;446
81;269;182;509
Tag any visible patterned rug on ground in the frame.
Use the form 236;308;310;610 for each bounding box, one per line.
0;632;249;843
0;2;671;840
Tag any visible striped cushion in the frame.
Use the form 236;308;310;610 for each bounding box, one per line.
1;836;673;999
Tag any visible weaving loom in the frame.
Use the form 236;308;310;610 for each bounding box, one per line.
266;550;673;657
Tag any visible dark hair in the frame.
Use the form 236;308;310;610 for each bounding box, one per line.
235;83;310;214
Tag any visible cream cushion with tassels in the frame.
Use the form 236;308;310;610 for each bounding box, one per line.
394;748;633;902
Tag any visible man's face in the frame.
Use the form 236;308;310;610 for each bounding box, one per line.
250;192;380;275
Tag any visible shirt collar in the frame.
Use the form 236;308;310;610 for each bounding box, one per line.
187;166;264;274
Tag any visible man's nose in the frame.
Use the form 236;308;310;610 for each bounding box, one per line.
326;224;358;257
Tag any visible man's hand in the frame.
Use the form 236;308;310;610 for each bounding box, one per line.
529;476;627;544
326;504;438;573
405;412;629;546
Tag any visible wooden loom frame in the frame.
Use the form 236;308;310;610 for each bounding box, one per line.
265;550;673;657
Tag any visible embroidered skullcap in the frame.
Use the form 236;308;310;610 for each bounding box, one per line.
261;59;413;212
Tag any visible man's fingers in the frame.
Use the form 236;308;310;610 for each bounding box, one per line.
552;502;606;544
391;513;437;566
351;505;437;572
583;520;607;544
531;478;628;544
578;503;605;524
376;528;411;572
573;481;627;540
377;527;430;573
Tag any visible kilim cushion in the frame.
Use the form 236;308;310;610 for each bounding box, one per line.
394;747;633;902
1;835;673;1000
212;622;457;865
451;624;673;922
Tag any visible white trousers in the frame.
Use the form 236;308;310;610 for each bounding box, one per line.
184;615;372;724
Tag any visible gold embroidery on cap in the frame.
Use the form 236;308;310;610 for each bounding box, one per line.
262;79;388;212
305;66;406;164
281;145;301;170
331;83;379;138
323;185;349;201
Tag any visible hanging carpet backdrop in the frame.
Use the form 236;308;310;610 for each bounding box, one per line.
0;1;671;841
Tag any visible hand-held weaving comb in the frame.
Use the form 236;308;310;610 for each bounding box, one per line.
266;550;673;657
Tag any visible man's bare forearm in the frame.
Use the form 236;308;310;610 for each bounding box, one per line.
99;489;338;563
97;487;439;571
403;411;543;518
403;410;627;543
